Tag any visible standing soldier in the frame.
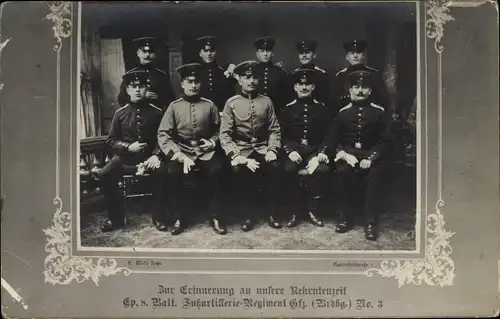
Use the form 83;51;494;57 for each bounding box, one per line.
332;39;389;114
99;69;166;232
326;70;394;241
157;63;227;236
288;40;331;107
118;37;175;112
220;61;283;231
253;37;289;116
281;69;331;228
195;36;236;112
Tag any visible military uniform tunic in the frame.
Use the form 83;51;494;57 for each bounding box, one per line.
198;62;236;112
219;92;281;159
157;96;220;161
281;97;330;158
254;62;289;115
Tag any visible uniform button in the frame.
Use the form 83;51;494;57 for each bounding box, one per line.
138;135;142;140
358;113;362;116
358;125;362;128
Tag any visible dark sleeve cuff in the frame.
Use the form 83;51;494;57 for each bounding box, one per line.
228;150;239;159
367;151;380;162
116;141;130;150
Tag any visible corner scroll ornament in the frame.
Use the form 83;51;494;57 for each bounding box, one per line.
43;198;132;286
366;200;455;287
44;1;73;52
426;0;455;53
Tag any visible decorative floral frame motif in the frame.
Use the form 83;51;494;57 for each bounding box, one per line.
38;0;497;288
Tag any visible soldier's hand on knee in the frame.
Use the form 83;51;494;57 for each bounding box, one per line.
183;157;196;174
306;156;320;174
345;154;359;168
265;151;277;163
288;151;303;164
231;155;248;166
317;152;329;164
246;159;260;172
145;155;161;170
128;141;148;153
360;159;372;170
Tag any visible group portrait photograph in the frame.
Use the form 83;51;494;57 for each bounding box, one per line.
78;1;419;251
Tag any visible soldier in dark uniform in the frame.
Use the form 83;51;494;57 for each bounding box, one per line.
281;69;331;228
99;69;166;232
252;37;289;117
117;37;175;112
220;61;283;231
332;39;390;114
195;36;237;112
325;70;394;241
288;40;331;107
157;63;227;235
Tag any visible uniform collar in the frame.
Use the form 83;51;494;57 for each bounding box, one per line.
351;99;370;106
129;100;149;108
297;96;314;104
183;94;201;103
241;92;259;99
300;63;315;69
139;62;155;70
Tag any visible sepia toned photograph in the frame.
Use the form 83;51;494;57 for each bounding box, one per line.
77;1;419;251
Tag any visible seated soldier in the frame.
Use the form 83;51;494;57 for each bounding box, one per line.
99;69;166;232
281;68;331;228
325;70;394;241
157;63;227;236
219;61;283;232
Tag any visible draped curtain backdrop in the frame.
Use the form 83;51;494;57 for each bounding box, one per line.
79;25;102;139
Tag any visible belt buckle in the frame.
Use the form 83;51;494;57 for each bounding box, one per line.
301;139;309;146
355;142;362;149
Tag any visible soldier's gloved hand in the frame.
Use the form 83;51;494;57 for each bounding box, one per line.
288;151;303;164
145;155;161;170
231;155;248;166
306;156;320;175
183;157;196;174
246;158;260;173
199;138;215;152
359;159;372;170
265;151;277;163
334;151;358;168
317;152;329;164
224;64;236;78
145;91;159;100
128;141;148;153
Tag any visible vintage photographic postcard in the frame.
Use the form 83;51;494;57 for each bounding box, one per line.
1;1;499;318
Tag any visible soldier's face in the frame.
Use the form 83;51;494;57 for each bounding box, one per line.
137;48;156;65
238;74;259;93
346;51;365;65
298;51;315;65
127;83;147;102
256;49;273;63
349;84;372;101
199;46;217;63
294;82;315;98
181;76;201;96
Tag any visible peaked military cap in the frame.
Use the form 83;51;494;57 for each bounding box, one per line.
253;37;276;50
196;36;218;50
343;39;368;53
177;63;202;79
133;37;158;52
348;70;373;86
233;61;260;76
296;39;318;53
122;69;149;85
290;68;317;84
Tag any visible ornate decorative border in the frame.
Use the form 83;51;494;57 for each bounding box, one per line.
42;0;493;287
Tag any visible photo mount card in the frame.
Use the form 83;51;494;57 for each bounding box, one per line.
0;1;499;318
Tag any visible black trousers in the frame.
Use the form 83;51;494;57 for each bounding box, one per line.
99;155;168;226
165;154;224;222
282;158;330;216
334;160;386;225
229;152;281;220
